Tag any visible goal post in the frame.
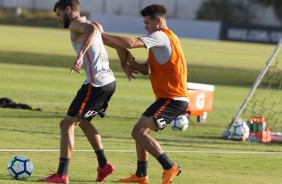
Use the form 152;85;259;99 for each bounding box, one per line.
222;38;282;138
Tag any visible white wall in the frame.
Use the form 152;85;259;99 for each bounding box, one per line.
104;0;139;16
2;0;38;8
0;0;204;20
2;0;281;26
34;0;57;10
79;0;104;14
1;0;280;40
90;14;221;40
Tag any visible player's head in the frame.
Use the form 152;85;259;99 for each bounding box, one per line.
54;0;80;28
140;4;167;19
140;4;167;34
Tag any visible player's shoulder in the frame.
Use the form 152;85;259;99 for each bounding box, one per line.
70;17;96;32
76;16;87;22
70;16;89;26
145;31;168;42
148;30;167;37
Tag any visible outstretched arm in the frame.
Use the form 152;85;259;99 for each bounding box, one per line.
102;33;145;49
102;34;138;81
92;21;137;80
101;38;128;67
93;21;145;49
103;35;148;76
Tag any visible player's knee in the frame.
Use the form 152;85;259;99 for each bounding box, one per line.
131;126;146;140
59;119;67;129
131;126;138;140
79;120;87;127
59;118;73;130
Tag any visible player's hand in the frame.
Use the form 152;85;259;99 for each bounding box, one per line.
123;64;138;81
70;58;83;74
127;51;135;63
92;21;104;33
123;52;139;80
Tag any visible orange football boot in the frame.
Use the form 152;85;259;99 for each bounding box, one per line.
162;164;181;184
118;174;149;184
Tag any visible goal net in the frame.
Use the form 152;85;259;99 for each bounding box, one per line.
223;38;282;138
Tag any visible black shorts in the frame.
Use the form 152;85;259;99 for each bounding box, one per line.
67;81;116;121
143;98;188;131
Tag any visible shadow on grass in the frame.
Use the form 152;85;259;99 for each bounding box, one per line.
0;51;73;68
0;109;63;119
0;127;58;136
0;51;262;86
0;173;9;180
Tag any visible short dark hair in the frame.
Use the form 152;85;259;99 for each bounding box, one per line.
54;0;80;12
140;4;167;19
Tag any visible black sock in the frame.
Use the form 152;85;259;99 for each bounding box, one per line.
135;161;148;177
57;157;70;176
157;153;174;170
95;149;107;168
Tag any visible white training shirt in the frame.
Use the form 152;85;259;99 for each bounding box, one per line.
139;31;172;64
71;17;115;87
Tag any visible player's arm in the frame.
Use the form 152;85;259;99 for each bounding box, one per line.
116;47;138;81
99;32;138;80
102;33;145;49
128;59;149;75
102;38;128;68
93;20;145;49
102;35;149;75
93;21;148;75
91;21;137;80
69;20;97;74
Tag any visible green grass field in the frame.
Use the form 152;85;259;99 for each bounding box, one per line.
0;25;282;184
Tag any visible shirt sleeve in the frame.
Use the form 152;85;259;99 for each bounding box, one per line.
139;31;168;49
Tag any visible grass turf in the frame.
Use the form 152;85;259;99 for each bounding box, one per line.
0;25;282;184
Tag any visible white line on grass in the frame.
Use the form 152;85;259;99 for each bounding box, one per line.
0;150;282;154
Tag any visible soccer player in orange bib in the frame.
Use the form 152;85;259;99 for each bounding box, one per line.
96;4;189;184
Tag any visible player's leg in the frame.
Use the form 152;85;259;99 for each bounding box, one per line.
79;119;102;149
60;115;80;158
39;84;92;184
134;98;187;184
132;118;178;184
118;114;157;183
58;115;80;174
77;82;116;182
132;115;178;179
39;115;78;184
136;141;148;178
132;115;162;157
79;120;115;182
78;120;106;165
118;140;149;184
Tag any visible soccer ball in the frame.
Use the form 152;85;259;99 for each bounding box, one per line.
8;156;33;180
170;114;189;131
230;119;250;140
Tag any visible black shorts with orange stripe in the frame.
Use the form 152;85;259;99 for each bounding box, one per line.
143;98;188;131
67;81;116;121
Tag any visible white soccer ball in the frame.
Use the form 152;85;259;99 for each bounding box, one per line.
230;119;250;140
8;156;33;180
170;114;189;131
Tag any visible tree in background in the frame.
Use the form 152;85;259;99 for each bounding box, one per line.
196;0;250;23
254;0;282;23
196;0;282;24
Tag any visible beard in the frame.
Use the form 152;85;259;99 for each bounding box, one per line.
63;13;71;28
